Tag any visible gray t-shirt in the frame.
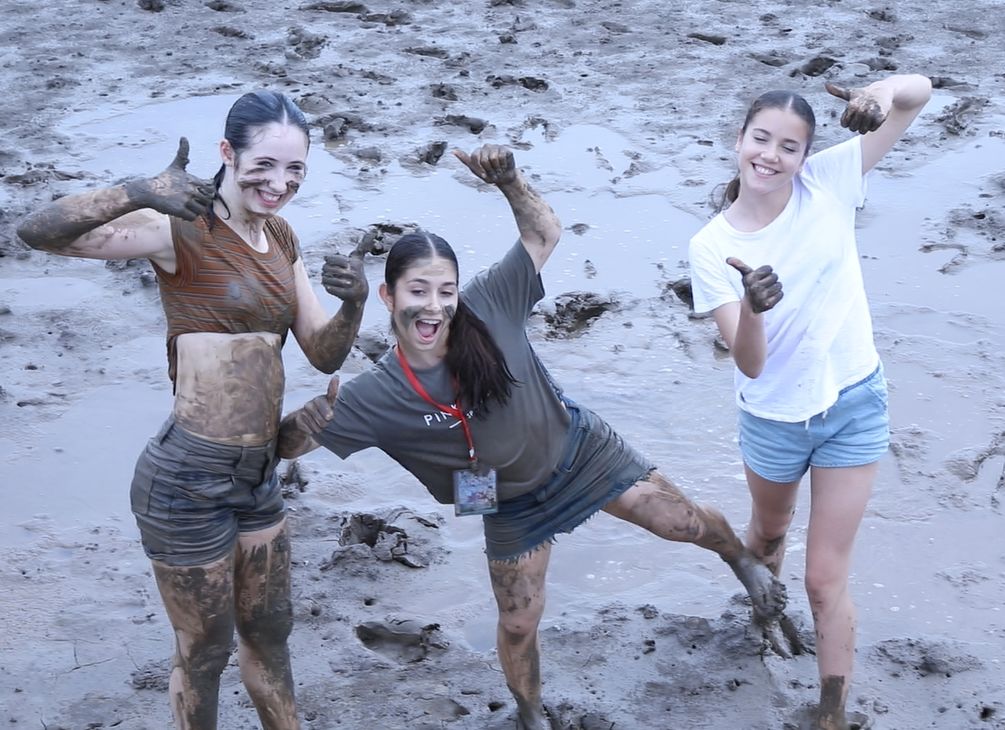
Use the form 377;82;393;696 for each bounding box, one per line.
315;241;571;504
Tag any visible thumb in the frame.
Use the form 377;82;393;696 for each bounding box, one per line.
726;257;753;277
451;148;470;166
171;137;191;170
326;375;340;404
824;82;851;102
350;229;376;260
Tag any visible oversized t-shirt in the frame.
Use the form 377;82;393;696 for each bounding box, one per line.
689;137;879;422
314;241;572;504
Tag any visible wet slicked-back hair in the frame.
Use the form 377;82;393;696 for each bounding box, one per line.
210;90;310;226
717;90;816;211
386;231;518;414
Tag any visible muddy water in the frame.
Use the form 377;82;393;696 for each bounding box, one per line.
8;96;1004;658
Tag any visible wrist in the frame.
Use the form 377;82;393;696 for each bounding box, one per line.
123;177;155;209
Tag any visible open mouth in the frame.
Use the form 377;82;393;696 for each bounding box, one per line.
752;164;778;176
415;319;441;343
257;189;283;206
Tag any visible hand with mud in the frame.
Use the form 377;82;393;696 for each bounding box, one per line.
276;377;339;459
727;257;783;313
453;144;519;188
825;81;894;134
124;137;215;220
321;230;372;304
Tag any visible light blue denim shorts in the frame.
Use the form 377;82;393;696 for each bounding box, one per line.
738;364;890;484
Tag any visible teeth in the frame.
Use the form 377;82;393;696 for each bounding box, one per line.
753;164;777;175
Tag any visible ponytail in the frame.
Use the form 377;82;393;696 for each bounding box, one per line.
446;299;518;414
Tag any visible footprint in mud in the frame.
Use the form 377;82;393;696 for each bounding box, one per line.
355;618;447;663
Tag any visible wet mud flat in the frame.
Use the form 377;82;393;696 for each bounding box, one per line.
2;0;1005;728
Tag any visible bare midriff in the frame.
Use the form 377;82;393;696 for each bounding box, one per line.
172;331;286;446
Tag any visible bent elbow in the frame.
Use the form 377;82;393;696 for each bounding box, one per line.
737;361;764;379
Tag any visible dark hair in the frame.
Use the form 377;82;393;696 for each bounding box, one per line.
386;231;518;414
209;90;310;226
716;90;816;212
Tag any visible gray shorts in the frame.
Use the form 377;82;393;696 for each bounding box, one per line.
130;416;285;567
482;401;656;562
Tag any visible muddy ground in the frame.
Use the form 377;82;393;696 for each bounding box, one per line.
1;1;1004;728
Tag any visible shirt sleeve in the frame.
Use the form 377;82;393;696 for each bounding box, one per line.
462;240;544;322
312;377;379;459
800;136;867;209
688;227;743;314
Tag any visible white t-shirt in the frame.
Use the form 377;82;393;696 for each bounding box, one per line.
689;136;879;422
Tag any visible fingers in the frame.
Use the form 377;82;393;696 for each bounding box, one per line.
727;259;751;279
824;82;851;102
326;375;340;404
171;137;191;170
454;144;516;183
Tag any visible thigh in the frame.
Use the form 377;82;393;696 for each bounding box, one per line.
746;465;801;530
806;463;876;572
234;519;293;633
488;543;551;617
153;552;236;643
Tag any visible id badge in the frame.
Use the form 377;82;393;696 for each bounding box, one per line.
453;465;499;516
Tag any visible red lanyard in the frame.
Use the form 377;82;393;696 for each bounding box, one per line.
396;347;477;466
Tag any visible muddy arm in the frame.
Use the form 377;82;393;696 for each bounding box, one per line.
454;144;562;273
15;137;214;262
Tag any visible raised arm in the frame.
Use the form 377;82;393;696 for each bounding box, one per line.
291;232;371;373
712;258;783;379
15;138;216;270
453;144;562;273
824;74;933;174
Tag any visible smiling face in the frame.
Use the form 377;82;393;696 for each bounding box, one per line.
380;255;459;368
735;106;812;199
220;121;308;218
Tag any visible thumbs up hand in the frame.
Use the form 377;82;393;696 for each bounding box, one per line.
727;257;783;313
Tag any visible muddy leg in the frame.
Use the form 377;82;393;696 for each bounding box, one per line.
152;556;236;730
488;544;552;730
234;519;300;730
806;464;875;730
604;471;786;621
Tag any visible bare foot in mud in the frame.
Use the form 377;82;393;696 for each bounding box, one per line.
516;703;557;730
727;549;788;623
759;612;813;659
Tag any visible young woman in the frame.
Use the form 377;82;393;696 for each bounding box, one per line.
688;74;932;730
276;144;787;730
16;90;370;730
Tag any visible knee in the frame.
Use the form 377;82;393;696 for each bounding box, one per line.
497;601;544;641
180;624;234;678
235;599;293;648
804;561;848;610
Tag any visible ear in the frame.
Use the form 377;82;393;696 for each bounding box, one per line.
219;139;235;167
735;129;743;152
378;282;394;311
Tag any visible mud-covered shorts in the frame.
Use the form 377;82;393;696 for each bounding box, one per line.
130;416;286;567
482;401;656;562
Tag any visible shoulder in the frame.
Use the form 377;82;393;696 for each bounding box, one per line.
265;215;300;262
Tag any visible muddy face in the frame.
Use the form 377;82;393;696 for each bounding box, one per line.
382;256;459;367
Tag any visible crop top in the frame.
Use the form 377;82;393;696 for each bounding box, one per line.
154;214;300;384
